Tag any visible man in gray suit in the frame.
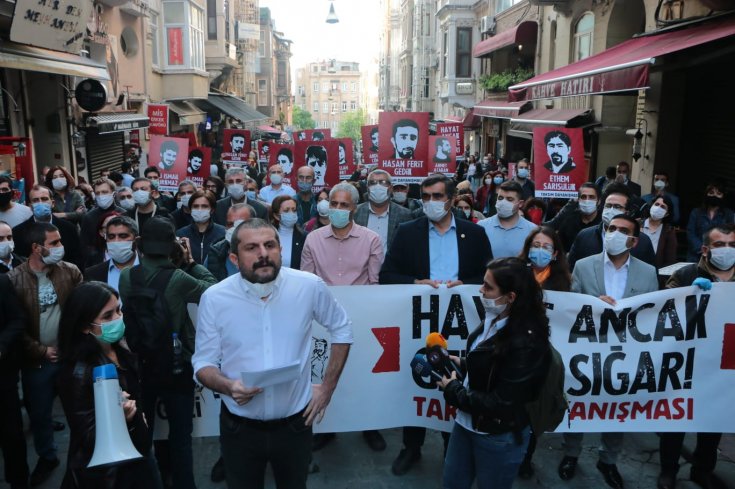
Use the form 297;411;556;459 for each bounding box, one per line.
559;214;658;489
354;169;413;254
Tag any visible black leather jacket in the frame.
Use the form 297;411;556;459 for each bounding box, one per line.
444;320;550;435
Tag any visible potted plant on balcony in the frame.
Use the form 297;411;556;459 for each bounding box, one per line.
479;67;535;93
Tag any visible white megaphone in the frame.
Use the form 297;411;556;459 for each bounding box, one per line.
87;363;144;468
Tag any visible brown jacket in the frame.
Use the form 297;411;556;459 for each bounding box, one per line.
8;260;82;364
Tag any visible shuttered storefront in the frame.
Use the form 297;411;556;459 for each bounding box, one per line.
86;132;124;180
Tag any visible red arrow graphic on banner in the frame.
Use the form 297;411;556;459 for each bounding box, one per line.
722;323;735;370
372;327;400;373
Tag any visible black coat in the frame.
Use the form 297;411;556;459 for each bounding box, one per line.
0;274;25;381
12;216;83;268
567;223;656;270
0;254;25;274
84;260;111;283
214;196;268;226
380;216;492;285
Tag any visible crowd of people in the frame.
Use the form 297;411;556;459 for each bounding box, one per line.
0;149;733;489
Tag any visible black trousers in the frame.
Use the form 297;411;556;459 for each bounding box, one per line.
403;427;450;453
659;432;723;474
220;404;312;489
0;379;29;485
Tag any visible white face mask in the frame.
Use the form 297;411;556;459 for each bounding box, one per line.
317;199;330;217
495;199;516;219
484;178;492;186
369;185;390;204
653;179;666;190
107;241;135;264
95;194;115;210
602;207;624;225
270;174;283;185
41;246;65;265
228;184;246;200
132;190;151;206
579;200;598;216
52;177;67;191
709;247;735;271
118;197;136;211
604;230;631;256
480;296;508;316
279;211;298;228
423;200;448;222
462;209;472;219
242;276;275;299
392;191;408;204
0;240;14;259
225;219;245;245
649;205;667;221
191;209;211;223
180;194;192;208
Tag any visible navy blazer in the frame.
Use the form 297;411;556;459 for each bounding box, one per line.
567;223;656;270
214;196;268;226
379;216;492;285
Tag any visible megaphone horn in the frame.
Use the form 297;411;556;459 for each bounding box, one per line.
87;364;144;468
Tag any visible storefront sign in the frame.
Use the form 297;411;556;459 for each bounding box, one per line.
75;79;107;112
456;82;474;95
147;104;169;135
10;0;93;53
236;22;260;41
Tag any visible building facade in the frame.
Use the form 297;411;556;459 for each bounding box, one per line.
295;60;363;133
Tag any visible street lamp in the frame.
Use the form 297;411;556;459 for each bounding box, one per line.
326;1;339;24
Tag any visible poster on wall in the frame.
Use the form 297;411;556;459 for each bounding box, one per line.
294;140;339;192
436;122;464;161
167;27;184;65
149;135;189;192
264;144;295;186
336;138;355;180
361;125;379;168
532;127;588;198
10;0;92;54
377;112;430;184
186;147;212;188
427;135;456;177
147;105;169;135
221;129;251;168
295;129;332;141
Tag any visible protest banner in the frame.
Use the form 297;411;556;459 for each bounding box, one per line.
147;104;168;135
361;125;379;168
533;126;588;198
294;140;340;192
148;135;189;192
263;144;296;186
378;112;430;184
436;122;464;161
185;147;211;188
428;135;456;177
257;140;272;166
155;283;735;438
221;129;251;168
295;129;332;141
336;138;355;180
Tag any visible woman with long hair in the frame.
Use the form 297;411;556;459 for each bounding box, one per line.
304;187;331;233
438;257;551;489
453;194;484;223
476;170;504;217
269;195;305;269
642;194;678;273
56;282;161;489
44;166;86;223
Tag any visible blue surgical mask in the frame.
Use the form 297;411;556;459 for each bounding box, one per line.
93;316;126;344
32;202;52;219
280;211;298;228
245;190;257;201
528;247;553;268
297;181;313;193
493;176;504;185
517;168;530;179
328;208;351;229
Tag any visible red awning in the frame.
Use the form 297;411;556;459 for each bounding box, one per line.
462;109;480;129
258;125;281;132
474;100;531;119
473;21;537;58
510;108;592;126
509;15;735;101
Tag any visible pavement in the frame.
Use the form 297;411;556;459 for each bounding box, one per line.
6;399;735;488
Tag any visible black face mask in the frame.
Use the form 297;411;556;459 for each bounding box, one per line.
705;195;723;207
0;192;12;207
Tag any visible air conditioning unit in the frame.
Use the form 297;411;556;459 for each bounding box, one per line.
480;16;496;35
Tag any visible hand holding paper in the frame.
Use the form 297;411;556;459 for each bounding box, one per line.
229;379;263;406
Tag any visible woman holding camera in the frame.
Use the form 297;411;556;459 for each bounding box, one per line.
56;282;161;489
438;257;551;489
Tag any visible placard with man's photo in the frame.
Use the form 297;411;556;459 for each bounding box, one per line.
294;140;340;192
221;129;251;167
149;135;189;192
186;146;211;188
532;126;588;199
377;112;430;184
264;144;295;186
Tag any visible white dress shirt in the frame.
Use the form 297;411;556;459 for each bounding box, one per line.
642;218;662;253
193;267;353;420
603;253;630;301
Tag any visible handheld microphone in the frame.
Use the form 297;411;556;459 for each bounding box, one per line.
425;332;464;381
426;332;448;349
410;354;443;381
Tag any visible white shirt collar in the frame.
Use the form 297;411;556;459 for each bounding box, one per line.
603;251;631;270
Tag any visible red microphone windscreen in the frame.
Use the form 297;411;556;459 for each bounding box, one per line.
426;332;448;349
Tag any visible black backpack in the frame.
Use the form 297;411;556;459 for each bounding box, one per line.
122;266;176;383
525;344;570;435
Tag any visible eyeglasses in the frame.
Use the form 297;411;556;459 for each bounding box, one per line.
531;243;554;253
367;179;390;187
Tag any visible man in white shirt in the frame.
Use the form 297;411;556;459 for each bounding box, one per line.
193;218;353;489
559;214;658;489
259;164;296;204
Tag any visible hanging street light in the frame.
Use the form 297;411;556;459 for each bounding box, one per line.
326;1;339;24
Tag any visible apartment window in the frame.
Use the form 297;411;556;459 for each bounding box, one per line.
332;121;338;130
496;0;521;13
298;85;305;96
442;31;448;77
207;0;216;40
313;82;319;92
351;82;357;92
258;30;266;57
149;12;160;67
258;79;267;105
341;101;347;112
312;65;318;73
163;0;204;70
350;101;356;111
322;82;329;92
342;82;348;91
331;81;338;91
313;101;319;112
322;120;329;128
332;102;338;113
323;102;329;112
277;60;287;88
456;27;472;78
574;13;594;62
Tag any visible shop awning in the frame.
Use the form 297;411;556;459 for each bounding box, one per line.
168;101;206;126
473;21;537;58
508;15;735;101
195;93;268;123
463;109;481;129
474;100;531;119
85;113;149;134
509;108;596;134
0;41;110;80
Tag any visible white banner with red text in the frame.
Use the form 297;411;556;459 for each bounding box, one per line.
154;283;735;438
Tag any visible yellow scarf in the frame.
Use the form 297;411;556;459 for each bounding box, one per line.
533;266;551;285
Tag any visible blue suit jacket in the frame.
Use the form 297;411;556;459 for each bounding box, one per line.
379;216;492;285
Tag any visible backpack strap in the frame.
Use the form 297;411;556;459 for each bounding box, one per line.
147;267;176;331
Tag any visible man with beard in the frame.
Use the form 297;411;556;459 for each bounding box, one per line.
193;218;353;488
391;119;419;160
230;133;247;155
543;130;576;174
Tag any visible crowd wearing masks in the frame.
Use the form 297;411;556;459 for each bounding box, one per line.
0;151;733;489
